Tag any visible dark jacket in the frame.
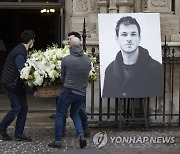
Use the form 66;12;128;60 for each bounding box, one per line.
61;46;91;96
102;46;163;98
0;43;27;95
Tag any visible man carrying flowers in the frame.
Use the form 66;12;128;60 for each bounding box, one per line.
0;30;36;142
50;31;91;138
48;36;91;148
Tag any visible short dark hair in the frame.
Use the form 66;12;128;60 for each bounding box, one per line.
21;30;35;44
115;16;141;37
68;31;81;40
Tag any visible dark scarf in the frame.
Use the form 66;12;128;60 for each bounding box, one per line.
113;46;152;87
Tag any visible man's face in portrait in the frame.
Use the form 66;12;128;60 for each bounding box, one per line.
117;24;140;53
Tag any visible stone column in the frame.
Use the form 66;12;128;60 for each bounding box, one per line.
70;0;89;34
116;0;134;13
134;0;142;12
97;0;109;13
109;0;118;13
89;0;99;41
175;0;180;32
64;0;73;39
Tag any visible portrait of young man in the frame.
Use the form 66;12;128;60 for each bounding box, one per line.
98;13;163;98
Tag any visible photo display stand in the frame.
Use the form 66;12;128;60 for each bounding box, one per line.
119;98;148;131
98;13;163;131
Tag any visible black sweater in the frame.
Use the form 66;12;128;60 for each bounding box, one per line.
102;46;163;98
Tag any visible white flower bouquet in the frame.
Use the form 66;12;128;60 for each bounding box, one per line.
20;44;98;88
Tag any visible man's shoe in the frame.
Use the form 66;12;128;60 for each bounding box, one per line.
14;135;32;142
84;128;90;138
0;131;12;141
79;136;87;149
48;141;61;148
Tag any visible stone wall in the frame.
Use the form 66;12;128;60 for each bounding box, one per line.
64;0;180;44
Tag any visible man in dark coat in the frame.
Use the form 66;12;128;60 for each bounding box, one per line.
102;16;163;98
0;30;36;141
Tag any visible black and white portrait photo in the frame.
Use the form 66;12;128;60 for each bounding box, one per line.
98;13;163;98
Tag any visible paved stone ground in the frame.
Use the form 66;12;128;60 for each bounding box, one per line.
1;93;180;153
0;126;180;154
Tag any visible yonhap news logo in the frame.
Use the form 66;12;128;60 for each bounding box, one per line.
110;136;175;144
93;131;108;148
93;132;175;148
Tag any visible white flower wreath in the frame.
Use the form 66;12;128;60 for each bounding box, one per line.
20;44;98;87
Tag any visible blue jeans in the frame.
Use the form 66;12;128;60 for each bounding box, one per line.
56;96;88;131
0;87;28;137
78;97;88;129
55;90;85;141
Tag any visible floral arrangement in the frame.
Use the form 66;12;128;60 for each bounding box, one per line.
20;44;98;87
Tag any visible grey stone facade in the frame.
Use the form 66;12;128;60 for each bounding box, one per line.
64;0;180;45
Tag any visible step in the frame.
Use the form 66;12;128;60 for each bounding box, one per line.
0;112;56;128
0;93;56;112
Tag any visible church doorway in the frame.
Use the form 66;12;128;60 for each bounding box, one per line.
0;8;62;92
